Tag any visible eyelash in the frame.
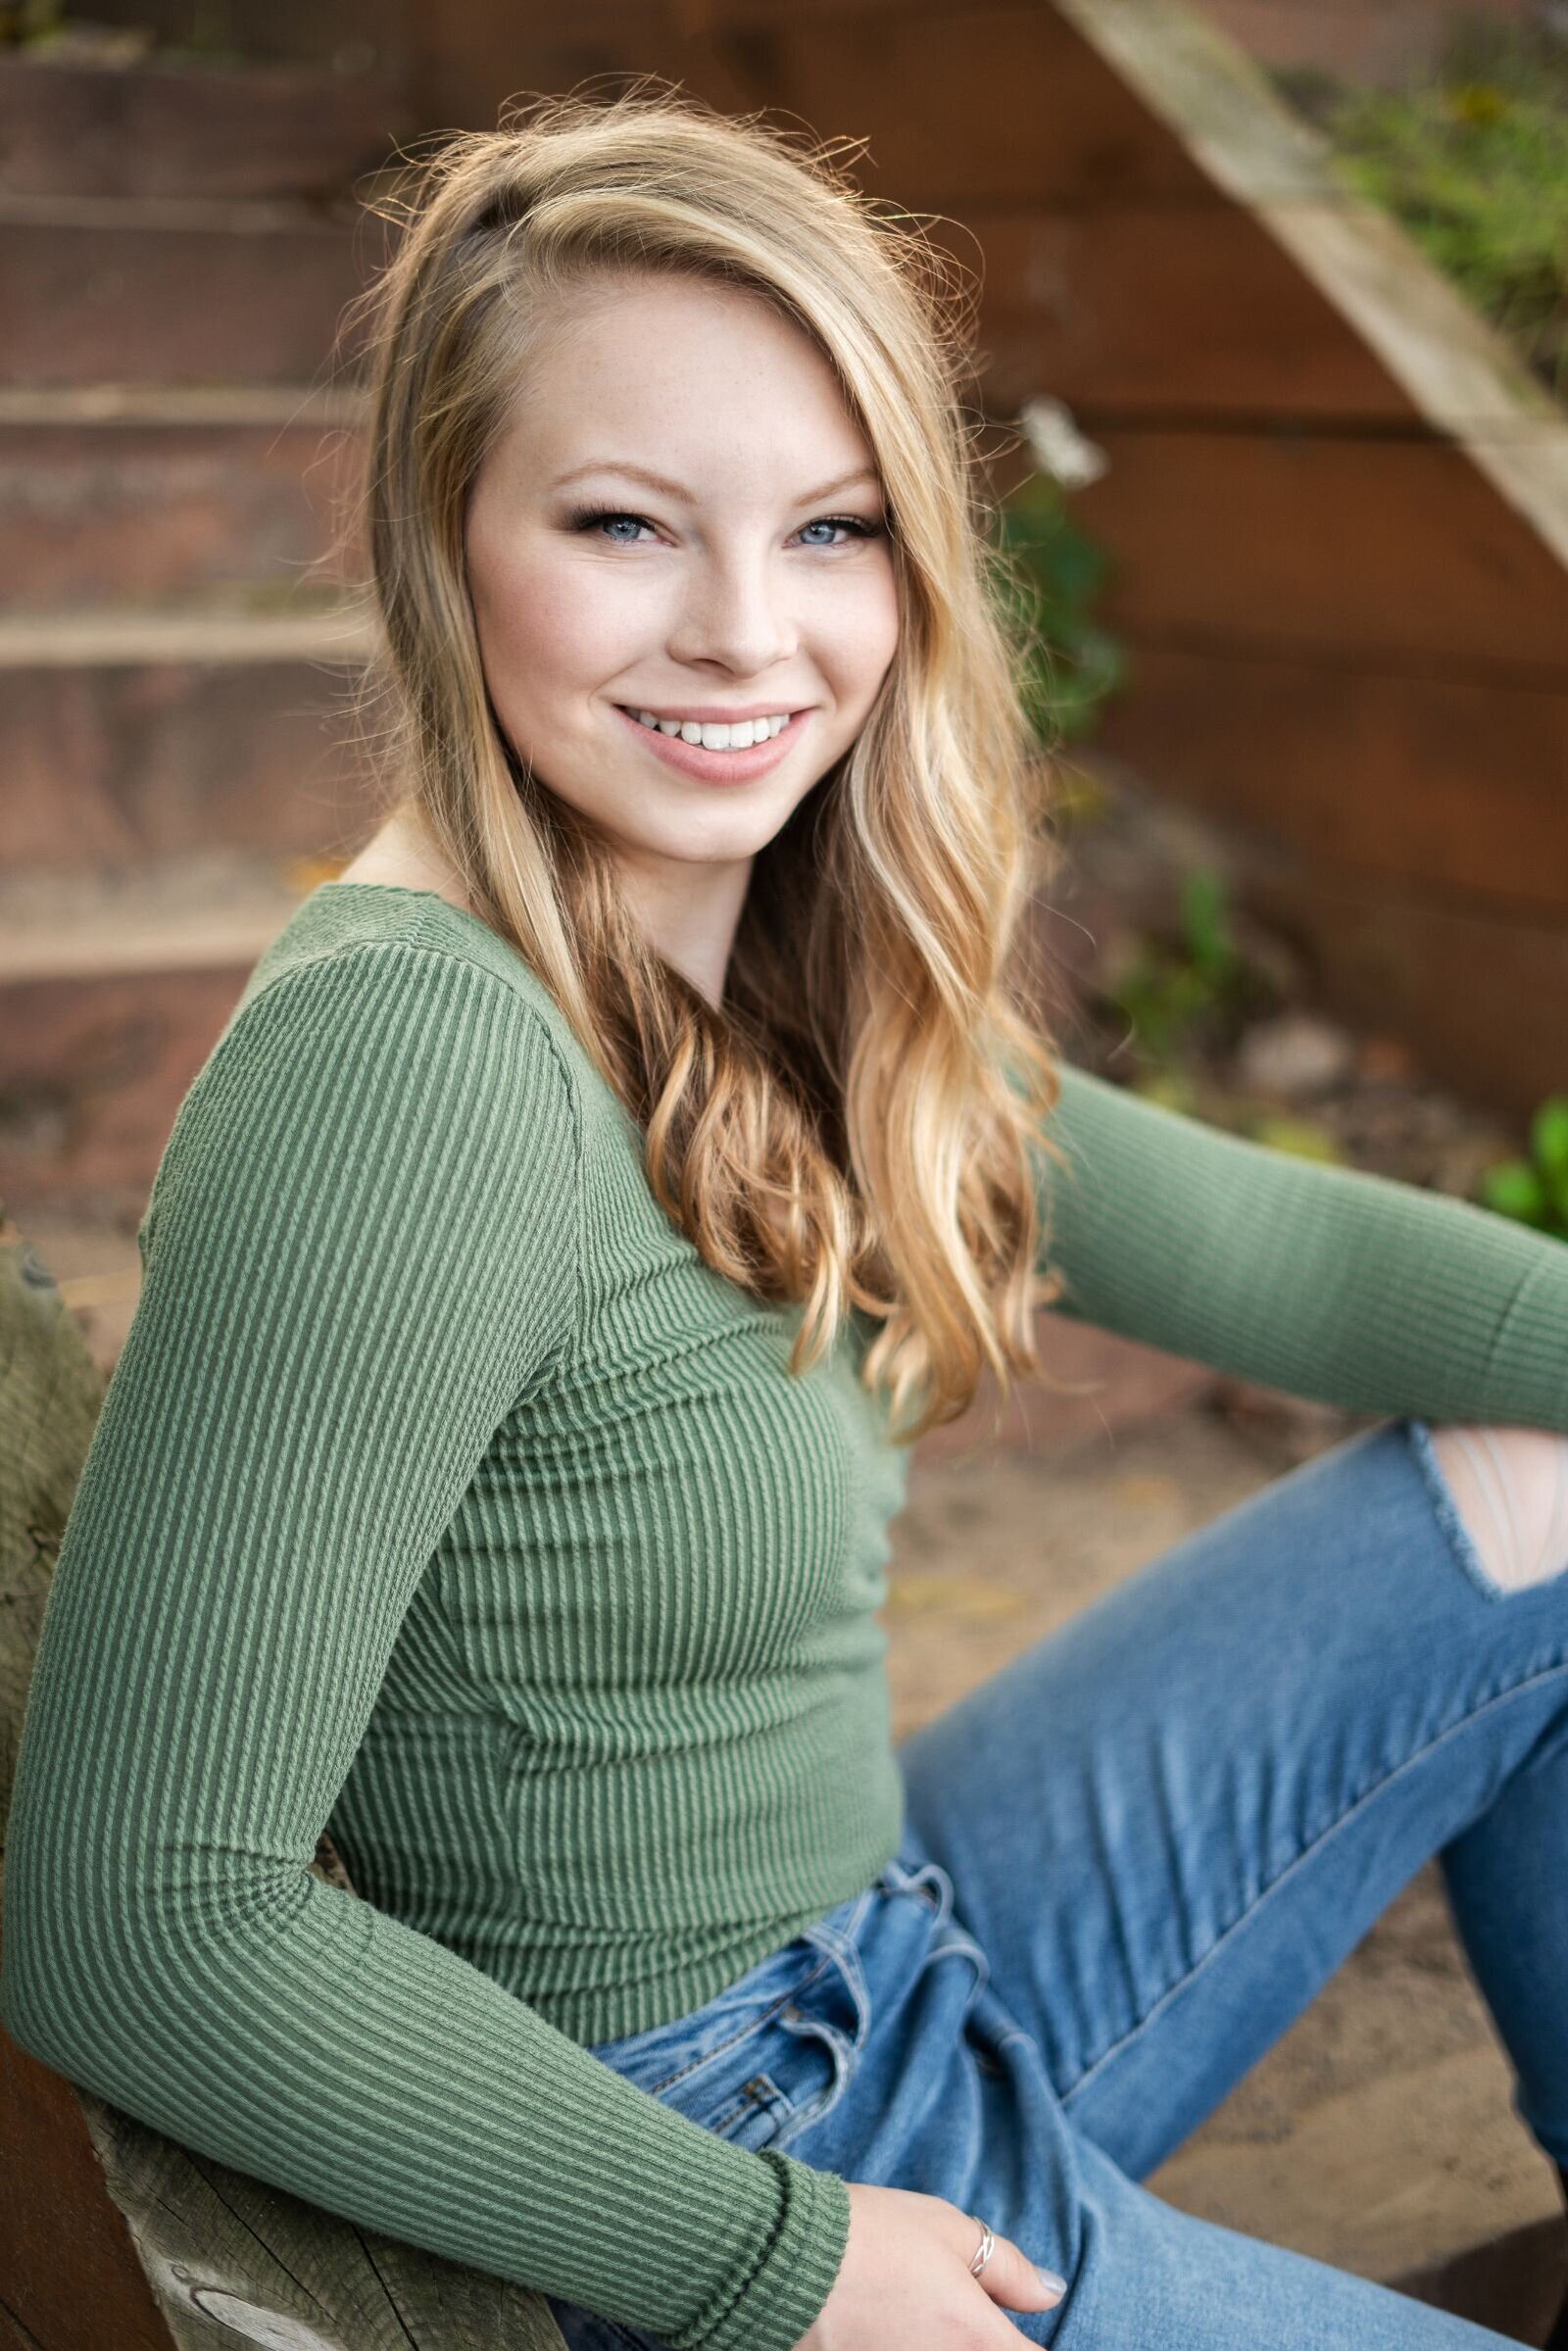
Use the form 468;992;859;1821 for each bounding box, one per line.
566;503;884;549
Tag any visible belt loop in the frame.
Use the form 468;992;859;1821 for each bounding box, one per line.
907;1858;956;1932
799;1915;872;2050
880;1852;956;1931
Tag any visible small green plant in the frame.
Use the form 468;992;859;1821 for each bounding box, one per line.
1244;1113;1345;1165
1102;866;1260;1066
1478;1097;1568;1241
1119;1072;1344;1164
1101;873;1352;1162
0;0;65;47
991;473;1125;747
1280;24;1568;405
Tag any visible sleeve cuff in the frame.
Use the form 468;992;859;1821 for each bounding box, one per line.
681;2151;853;2351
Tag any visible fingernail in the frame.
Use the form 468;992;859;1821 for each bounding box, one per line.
1036;2267;1067;2297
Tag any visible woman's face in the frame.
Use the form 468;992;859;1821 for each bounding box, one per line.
464;269;901;984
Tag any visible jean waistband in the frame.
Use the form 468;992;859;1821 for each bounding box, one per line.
584;1842;988;2083
797;1849;990;2027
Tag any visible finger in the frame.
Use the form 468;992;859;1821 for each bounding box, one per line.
952;2213;1066;2314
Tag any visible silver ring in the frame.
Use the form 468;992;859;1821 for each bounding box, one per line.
967;2215;996;2278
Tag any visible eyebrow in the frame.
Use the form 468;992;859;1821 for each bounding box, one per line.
550;460;881;505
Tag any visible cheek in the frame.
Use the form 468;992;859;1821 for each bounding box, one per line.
467;542;632;701
822;570;901;698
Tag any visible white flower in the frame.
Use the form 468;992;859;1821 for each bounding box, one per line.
1019;396;1109;490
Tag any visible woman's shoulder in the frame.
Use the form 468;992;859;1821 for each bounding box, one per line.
140;882;589;1272
243;879;559;1026
214;880;585;1118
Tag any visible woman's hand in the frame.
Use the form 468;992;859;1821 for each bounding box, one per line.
797;2180;1067;2347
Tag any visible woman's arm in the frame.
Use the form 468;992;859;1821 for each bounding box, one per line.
1038;1057;1568;1432
0;943;848;2351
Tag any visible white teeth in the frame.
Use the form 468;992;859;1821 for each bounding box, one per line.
630;709;792;751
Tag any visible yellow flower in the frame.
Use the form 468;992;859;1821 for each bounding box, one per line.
1447;82;1507;125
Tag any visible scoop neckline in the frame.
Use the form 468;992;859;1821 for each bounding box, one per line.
314;876;517;953
318;876;484;918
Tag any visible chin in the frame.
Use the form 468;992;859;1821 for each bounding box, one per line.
642;819;781;864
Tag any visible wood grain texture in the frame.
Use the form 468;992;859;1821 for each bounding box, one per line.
0;2021;175;2351
1093;643;1568;913
938;200;1421;419
1236;856;1568;1121
0;56;414;203
81;2095;571;2351
1068;429;1568;670
729;3;1216;204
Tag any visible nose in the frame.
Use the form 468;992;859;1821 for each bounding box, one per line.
665;544;799;679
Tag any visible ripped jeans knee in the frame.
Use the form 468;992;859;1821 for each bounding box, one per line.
1414;1420;1568;1601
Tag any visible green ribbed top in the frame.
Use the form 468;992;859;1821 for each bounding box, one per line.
5;880;1568;2350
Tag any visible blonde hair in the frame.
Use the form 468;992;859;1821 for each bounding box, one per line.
338;77;1075;1445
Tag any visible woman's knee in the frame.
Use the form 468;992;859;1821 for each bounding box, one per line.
1426;1424;1568;1596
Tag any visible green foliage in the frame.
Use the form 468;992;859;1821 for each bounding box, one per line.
1103;866;1254;1066
1102;869;1346;1161
991;473;1126;746
1244;1113;1345;1165
0;0;66;45
0;0;245;57
1123;1076;1344;1165
1284;24;1568;404
1479;1096;1568;1240
1174;866;1235;989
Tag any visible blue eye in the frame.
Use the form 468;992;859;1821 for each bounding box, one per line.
797;515;878;547
568;508;655;544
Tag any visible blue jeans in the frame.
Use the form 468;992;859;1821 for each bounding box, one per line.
545;1418;1568;2349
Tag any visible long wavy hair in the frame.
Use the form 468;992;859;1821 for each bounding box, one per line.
336;77;1078;1446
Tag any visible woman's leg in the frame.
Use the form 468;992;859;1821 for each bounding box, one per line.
1419;1425;1568;2347
893;1416;1568;2185
1419;1426;1568;2164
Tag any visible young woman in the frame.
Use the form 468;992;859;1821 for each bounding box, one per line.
5;84;1568;2351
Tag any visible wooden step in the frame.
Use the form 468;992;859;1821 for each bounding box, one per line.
0;53;411;202
0;192;394;385
0;603;381;871
0;855;344;1214
0;385;366;611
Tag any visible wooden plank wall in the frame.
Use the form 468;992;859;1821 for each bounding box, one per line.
410;0;1568;1115
1200;0;1531;85
44;0;415;73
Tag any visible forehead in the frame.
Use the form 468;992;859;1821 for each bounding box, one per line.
495;269;879;498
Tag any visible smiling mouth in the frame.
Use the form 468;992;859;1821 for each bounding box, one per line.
615;707;801;750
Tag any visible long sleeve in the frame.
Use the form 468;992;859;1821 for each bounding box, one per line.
1038;1057;1568;1433
0;941;850;2351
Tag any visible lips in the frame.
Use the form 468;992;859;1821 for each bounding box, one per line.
611;701;808;786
